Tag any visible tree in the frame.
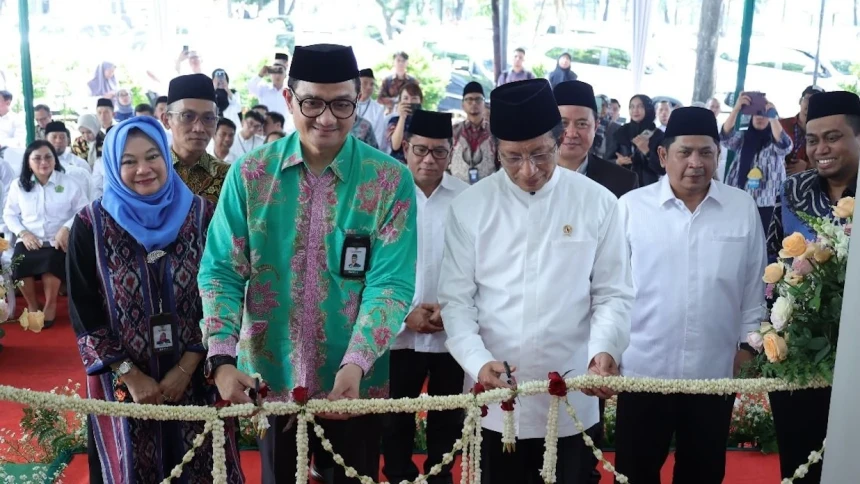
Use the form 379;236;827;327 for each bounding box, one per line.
492;0;502;82
454;0;466;20
692;0;723;103
661;0;670;23
603;0;610;21
855;0;858;26
375;0;413;40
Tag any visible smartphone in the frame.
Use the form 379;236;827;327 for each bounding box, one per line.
618;144;632;157
640;129;655;138
409;103;422;113
741;92;767;116
182;45;189;54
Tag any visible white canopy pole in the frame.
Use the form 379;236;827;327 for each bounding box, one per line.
821;217;860;481
631;0;654;94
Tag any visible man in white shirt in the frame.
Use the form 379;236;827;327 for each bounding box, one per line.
248;53;288;116
209;118;237;163
34;104;52;140
614;107;766;484
0;90;24;148
381;110;468;484
44;122;94;201
439;79;633;483
96;98;115;134
655;100;672;132
228;110;266;162
357;69;386;147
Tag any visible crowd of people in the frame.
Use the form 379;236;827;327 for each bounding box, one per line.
0;40;855;484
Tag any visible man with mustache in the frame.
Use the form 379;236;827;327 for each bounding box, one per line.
553;80;638;198
765;90;859;484
615;107;766;484
161;74;230;204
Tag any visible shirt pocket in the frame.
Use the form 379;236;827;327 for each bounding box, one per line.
702;233;746;284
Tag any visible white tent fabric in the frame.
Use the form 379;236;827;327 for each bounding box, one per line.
631;0;654;95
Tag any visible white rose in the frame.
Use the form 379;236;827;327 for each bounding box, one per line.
770;296;793;331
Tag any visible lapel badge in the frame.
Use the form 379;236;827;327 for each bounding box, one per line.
563;225;573;236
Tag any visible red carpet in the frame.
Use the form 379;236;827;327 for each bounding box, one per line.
0;296;782;483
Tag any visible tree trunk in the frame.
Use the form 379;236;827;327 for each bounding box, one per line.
492;0;502;83
692;0;723;103
855;0;858;26
623;0;630;20
534;0;548;41
287;0;296;15
662;0;670;23
603;0;610;21
278;0;286;15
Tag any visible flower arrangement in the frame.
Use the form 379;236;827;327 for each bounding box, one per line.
749;196;853;384
0;381;87;470
727;393;777;452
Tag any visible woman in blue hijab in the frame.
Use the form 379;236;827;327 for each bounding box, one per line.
66;116;244;484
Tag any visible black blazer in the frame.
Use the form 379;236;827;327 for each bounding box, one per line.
584;155;640;198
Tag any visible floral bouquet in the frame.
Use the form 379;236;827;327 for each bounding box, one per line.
728;393;777;452
748;197;853;384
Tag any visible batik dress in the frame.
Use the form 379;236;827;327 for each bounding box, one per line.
68;197;243;484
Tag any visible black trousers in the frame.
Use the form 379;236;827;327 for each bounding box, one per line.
614;392;734;484
769;388;831;483
585;398;606;484
258;414;381;484
480;428;593;484
382;349;465;484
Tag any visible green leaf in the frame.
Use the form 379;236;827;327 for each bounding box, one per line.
807;337;828;351
814;344;832;364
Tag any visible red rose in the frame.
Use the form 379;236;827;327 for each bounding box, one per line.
258;383;269;399
547;371;567;397
214;397;231;409
480;405;488;417
471;382;486;395
500;399;515;412
292;386;309;404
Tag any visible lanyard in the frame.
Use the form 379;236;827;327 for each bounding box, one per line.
146;254;170;314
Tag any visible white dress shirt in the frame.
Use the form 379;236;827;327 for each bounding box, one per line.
356;99;387;148
228;133;266;162
221;91;243;129
617;177;766;380
0;112;24;148
59;149;92;173
246;77;296;134
392;173;469;353
3;171;88;243
440;168;634;439
91;158;105;200
64;165;94;202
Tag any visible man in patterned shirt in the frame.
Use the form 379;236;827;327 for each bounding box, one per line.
766;90;858;484
162;74;230;204
199;44;417;484
450;82;495;184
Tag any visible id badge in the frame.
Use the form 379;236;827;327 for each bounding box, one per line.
468;168;479;184
150;313;177;355
340;234;371;279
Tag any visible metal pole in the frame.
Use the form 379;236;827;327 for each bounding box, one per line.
821;212;859;483
18;0;35;146
724;0;755;179
812;0;826;87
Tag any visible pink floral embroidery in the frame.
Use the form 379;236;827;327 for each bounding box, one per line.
340;291;361;322
356;182;381;213
372;326;393;350
378;199;411;245
247;280;280;316
367;382;390;399
231;236;250;279
241;156;267;181
281;153;302;170
203;316;224;335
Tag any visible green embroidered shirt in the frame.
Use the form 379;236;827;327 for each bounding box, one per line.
199;133;417;400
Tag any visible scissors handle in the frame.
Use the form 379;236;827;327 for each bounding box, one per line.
502;361;513;385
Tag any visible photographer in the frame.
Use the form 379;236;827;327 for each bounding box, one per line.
212;69;242;128
721;92;792;230
386;83;423;162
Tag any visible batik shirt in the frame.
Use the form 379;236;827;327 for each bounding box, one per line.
199;133;417;400
450;119;496;183
171;150;231;205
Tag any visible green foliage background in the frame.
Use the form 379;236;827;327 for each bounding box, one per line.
374;48;450;111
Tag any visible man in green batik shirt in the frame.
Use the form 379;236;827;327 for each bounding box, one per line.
198;44;417;484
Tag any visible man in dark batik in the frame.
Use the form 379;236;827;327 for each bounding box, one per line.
161;74;230;205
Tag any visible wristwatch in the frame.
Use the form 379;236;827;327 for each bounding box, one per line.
115;360;134;377
203;355;237;380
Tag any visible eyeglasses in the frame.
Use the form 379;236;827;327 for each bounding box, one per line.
290;90;357;119
168;110;219;127
463;96;484;104
409;143;450;160
499;149;557;167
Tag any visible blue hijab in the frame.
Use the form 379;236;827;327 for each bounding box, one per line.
101;116;194;252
